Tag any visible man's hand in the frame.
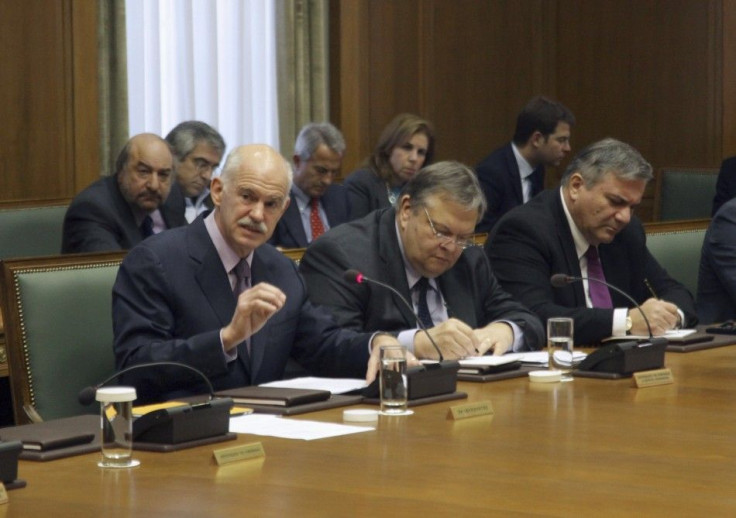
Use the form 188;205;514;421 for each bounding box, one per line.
221;283;286;351
630;298;679;335
413;318;480;360
365;334;419;383
474;322;514;356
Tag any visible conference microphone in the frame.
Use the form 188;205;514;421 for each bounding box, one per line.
550;273;667;344
343;269;445;362
78;361;216;406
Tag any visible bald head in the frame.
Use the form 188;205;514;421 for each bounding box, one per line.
211;144;293;257
116;133;174;212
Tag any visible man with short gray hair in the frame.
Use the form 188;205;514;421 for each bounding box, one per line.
269;122;351;248
486;138;697;345
300;160;544;360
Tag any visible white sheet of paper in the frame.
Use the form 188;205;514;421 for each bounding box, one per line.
458;356;523;368
229;414;374;441
259;376;367;394
603;328;697;341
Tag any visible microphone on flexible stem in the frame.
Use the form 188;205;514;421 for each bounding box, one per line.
549;273;667;346
78;361;216;406
343;269;445;362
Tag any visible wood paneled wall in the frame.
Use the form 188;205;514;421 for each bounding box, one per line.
0;0;98;208
331;0;735;222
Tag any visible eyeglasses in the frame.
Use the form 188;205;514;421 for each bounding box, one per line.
423;207;475;250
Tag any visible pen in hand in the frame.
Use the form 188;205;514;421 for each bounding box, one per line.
644;278;658;299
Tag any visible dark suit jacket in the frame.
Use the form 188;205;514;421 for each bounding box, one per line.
61;175;187;253
475;143;544;233
112;216;371;403
269;185;351;248
299;207;545;351
698;198;736;323
711;156;736;216
163;182;214;222
343;168;390;220
486;189;697;345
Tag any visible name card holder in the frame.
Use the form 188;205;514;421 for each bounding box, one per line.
448;400;494;420
213;442;265;466
633;368;674;388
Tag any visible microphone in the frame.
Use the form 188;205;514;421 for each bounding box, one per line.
78;361;216;406
343;269;445;362
550;273;664;342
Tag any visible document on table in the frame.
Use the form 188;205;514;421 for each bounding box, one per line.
259;376;367;394
229;414;374;441
602;329;697;342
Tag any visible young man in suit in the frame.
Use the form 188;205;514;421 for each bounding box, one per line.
269;122;350;248
113;144;398;402
62;133;187;253
475;96;575;233
300;161;544;360
486;138;697;345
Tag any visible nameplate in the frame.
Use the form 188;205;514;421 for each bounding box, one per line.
213;442;265;466
448;400;494;420
633;368;674;388
0;482;8;504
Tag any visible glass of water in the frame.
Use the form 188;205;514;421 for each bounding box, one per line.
547;317;576;381
379;346;412;416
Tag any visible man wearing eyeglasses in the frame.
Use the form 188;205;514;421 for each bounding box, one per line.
164;120;226;223
486;138;697;346
269;122;351;248
62;133;187;253
299;161;544;360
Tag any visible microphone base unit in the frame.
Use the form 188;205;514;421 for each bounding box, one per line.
132;397;234;445
577;338;668;376
407;360;460;400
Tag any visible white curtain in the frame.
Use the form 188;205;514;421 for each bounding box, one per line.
126;0;279;157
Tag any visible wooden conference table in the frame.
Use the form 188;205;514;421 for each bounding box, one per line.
5;346;736;517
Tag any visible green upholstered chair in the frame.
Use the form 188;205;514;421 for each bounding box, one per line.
644;220;709;296
0;252;126;424
0;205;68;259
654;168;718;221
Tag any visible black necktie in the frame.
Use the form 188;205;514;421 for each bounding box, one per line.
415;277;434;328
232;259;251;299
140;215;154;238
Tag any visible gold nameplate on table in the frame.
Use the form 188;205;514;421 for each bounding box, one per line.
448;400;494;420
633;368;674;388
213;442;265;466
0;482;8;504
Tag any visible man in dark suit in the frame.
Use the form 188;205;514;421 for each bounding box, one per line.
711;155;736;216
300;161;544;360
475;96;575;232
269;123;350;248
486;138;697;345
697;197;736;323
113;144;398;402
62;133;187;253
164;120;226;223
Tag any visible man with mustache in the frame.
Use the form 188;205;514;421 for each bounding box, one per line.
269;122;350;248
486;138;697;345
62;133;186;253
300;161;544;360
112;144;398;402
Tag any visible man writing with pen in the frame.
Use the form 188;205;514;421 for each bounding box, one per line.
485;138;697;345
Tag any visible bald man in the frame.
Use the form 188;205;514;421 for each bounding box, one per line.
112;144;398;403
62;133;187;253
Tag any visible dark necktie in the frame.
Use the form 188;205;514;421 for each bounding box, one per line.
414;277;434;328
232;259;251;299
140;215;154;238
585;246;613;308
310;198;325;240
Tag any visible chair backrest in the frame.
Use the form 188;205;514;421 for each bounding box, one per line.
0;205;68;259
654;168;718;221
0;252;126;424
644;219;709;295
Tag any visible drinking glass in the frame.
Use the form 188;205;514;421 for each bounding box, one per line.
547;317;576;381
379;346;411;416
97;387;140;468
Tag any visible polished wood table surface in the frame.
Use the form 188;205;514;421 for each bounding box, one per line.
5;346;736;517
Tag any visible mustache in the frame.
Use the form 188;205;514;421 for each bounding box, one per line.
237;217;267;234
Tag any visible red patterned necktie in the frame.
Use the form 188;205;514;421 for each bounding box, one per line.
585;246;613;308
310;198;325;240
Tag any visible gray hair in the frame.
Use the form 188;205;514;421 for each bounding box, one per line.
400;161;487;222
561;138;652;188
294;122;346;160
165;120;226;162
